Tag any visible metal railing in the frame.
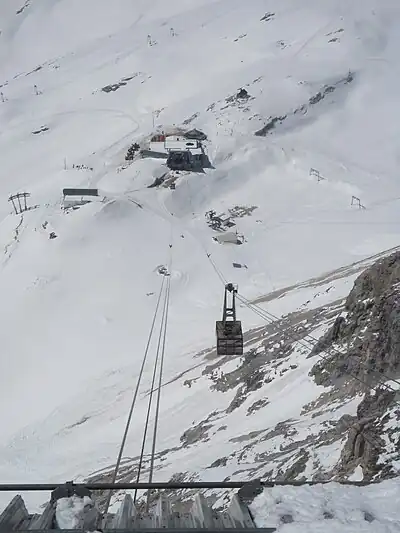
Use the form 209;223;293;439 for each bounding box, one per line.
0;479;381;492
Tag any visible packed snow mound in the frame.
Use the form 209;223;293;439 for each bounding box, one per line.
0;0;400;513
56;495;96;530
250;479;400;532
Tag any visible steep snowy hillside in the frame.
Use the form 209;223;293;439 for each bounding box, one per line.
0;0;400;511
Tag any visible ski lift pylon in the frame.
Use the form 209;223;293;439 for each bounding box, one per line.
216;283;243;356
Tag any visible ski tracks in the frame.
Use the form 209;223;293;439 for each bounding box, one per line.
2;214;24;267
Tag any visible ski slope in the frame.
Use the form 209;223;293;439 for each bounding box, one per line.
0;0;400;511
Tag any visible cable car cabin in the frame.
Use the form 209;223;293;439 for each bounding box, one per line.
216;320;243;356
216;283;243;356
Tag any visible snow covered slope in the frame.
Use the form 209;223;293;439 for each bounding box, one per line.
0;0;400;511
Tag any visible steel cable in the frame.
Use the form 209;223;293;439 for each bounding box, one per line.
102;275;166;521
133;281;167;503
146;239;173;509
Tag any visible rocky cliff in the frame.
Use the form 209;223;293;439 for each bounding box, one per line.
310;251;400;479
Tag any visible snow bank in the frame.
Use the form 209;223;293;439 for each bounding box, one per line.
250;480;400;532
55;495;96;530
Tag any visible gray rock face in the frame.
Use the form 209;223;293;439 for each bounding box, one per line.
310;251;400;392
334;389;394;480
309;251;400;479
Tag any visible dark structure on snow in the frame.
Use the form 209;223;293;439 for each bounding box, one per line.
216;283;244;356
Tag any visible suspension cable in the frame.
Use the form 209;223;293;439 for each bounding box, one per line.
133;275;169;504
102;275;166;521
133;281;167;503
146;244;173;509
207;251;228;285
198;235;227;286
109;222;173;511
237;293;400;394
148;279;171;481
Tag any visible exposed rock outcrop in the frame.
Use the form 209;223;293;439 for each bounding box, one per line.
310;251;400;391
309;251;400;478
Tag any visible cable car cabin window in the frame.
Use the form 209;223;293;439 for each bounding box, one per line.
216;321;243;356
